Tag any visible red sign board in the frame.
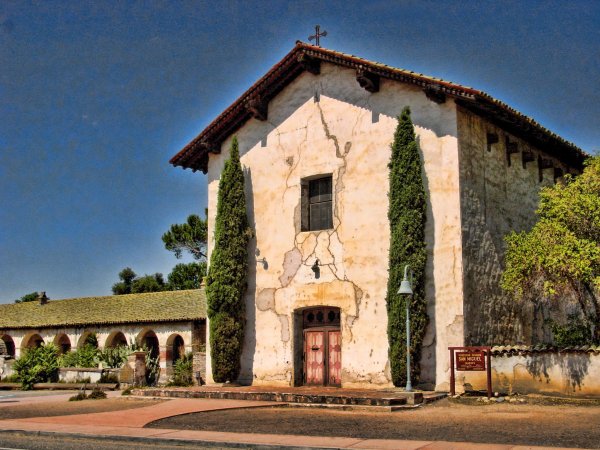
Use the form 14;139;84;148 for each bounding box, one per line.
456;351;486;371
449;346;492;398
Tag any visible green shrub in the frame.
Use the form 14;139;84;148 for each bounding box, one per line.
58;344;100;368
99;372;119;383
87;386;107;399
121;386;133;396
145;352;160;386
205;137;252;382
1;373;20;383
69;392;87;401
386;107;428;387
550;315;594;347
168;352;194;386
57;351;79;368
100;345;130;368
13;344;60;390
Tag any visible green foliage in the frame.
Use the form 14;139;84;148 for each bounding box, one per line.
205;137;252;382
131;273;166;293
2;373;20;383
168;352;194;386
209;313;244;382
87;386;107;399
99;372;119;383
57;351;79;368
145;352;161;386
121;386;133;395
69;392;87;401
162;212;208;260
549;315;593;347
112;267;166;295
13;344;60;390
100;345;130;369
69;387;107;401
167;262;207;290
386;107;428;387
58;334;100;368
14;292;39;304
502;157;600;342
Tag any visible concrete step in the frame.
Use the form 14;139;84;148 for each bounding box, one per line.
130;387;443;408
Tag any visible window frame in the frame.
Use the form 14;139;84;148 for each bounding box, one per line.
301;175;333;232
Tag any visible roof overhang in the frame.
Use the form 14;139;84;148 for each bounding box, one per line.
170;41;587;173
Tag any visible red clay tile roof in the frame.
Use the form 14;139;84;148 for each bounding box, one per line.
170;41;586;173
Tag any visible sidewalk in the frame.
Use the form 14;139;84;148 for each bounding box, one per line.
0;396;586;450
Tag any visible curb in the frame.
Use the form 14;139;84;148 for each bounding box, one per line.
0;429;337;450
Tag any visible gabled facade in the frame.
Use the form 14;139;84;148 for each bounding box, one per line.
172;42;585;390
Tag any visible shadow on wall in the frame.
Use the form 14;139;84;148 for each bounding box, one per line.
239;166;256;385
526;352;591;391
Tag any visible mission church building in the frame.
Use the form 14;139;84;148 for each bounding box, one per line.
171;42;585;391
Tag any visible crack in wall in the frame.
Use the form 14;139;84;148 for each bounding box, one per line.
254;93;377;383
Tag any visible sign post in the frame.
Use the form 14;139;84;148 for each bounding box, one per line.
449;346;492;399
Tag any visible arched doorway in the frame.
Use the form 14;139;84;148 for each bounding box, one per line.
0;335;15;358
105;331;128;348
137;330;159;359
21;333;44;350
77;332;98;349
167;334;185;365
53;334;72;354
299;306;341;387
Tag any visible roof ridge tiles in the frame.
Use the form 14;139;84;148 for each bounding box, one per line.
170;41;586;174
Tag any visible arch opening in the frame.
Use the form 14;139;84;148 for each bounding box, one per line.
21;333;44;350
137;329;159;359
105;331;128;348
0;334;15;358
77;332;98;350
53;334;72;354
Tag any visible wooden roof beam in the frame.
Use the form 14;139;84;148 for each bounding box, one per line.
297;53;320;75
245;96;268;121
423;84;446;104
486;133;498;152
505;136;519;167
522;150;535;169
538;155;553;182
356;68;380;93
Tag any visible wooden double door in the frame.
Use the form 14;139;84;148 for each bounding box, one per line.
304;328;341;386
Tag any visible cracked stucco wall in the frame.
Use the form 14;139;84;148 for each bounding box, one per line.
456;107;571;348
206;62;464;389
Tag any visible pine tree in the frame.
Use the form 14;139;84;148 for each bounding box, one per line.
386;107;428;387
205;137;252;382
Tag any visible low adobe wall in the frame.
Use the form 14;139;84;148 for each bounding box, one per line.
459;346;600;397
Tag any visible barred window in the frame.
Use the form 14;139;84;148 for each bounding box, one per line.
301;176;333;231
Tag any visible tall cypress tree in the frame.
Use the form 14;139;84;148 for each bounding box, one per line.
386;107;428;387
205;137;252;382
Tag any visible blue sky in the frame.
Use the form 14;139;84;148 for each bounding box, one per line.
1;1;598;303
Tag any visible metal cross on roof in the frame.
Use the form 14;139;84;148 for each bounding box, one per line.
309;25;327;46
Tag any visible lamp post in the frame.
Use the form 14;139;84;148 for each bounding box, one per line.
397;264;413;392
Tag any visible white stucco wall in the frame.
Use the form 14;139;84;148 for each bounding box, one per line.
206;62;464;389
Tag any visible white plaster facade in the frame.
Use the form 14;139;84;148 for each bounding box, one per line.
205;63;464;389
177;44;584;391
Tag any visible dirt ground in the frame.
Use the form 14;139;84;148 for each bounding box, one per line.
147;398;600;449
0;398;162;420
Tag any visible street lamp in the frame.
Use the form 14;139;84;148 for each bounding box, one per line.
397;264;413;392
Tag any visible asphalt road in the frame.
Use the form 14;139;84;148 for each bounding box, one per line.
0;431;264;450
